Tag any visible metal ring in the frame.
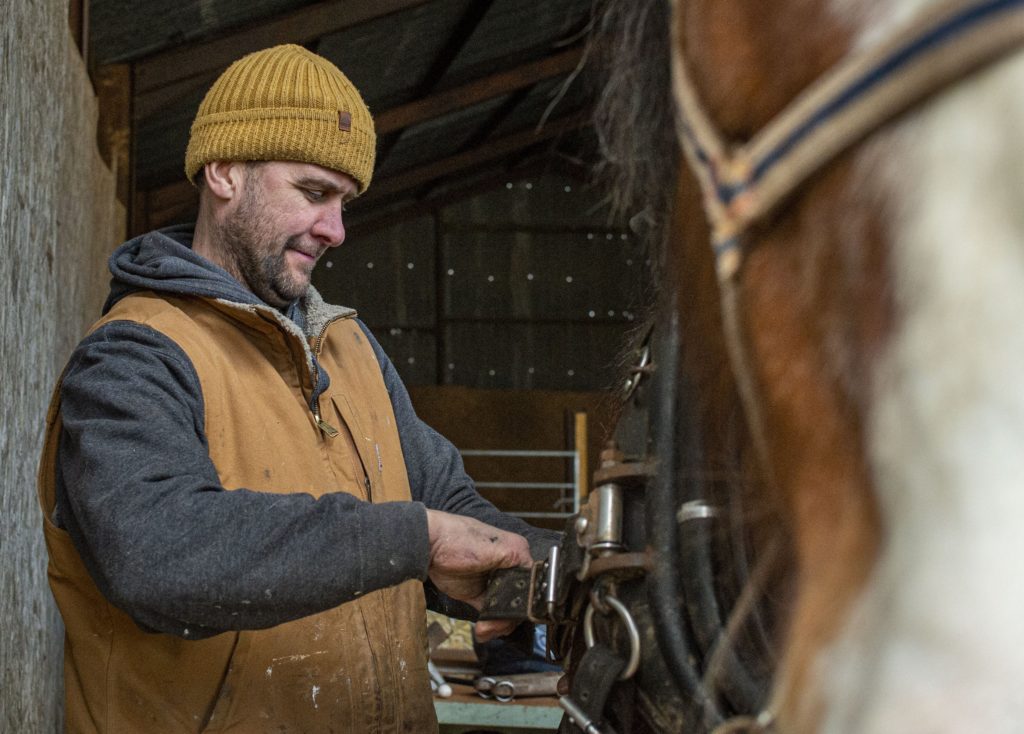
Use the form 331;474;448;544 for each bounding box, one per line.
677;500;720;523
623;339;653;400
493;680;515;702
475;676;496;699
582;595;642;680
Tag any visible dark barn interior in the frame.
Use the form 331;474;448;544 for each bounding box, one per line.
83;0;652;524
2;2;660;730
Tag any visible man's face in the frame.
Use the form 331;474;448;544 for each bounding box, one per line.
217;161;356;308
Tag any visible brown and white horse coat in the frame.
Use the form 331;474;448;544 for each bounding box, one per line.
662;0;1024;730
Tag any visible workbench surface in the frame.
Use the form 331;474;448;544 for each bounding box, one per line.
435;683;562;733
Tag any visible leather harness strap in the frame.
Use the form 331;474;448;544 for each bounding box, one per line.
671;0;1024;281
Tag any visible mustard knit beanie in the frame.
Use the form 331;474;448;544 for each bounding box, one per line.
185;44;376;193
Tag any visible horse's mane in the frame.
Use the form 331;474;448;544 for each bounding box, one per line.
587;2;792;725
590;0;679;256
588;0;680;423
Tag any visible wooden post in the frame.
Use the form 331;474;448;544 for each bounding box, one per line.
574;411;589;504
68;0;88;65
94;64;133;226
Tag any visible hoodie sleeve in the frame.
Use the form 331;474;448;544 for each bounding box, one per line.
54;320;431;639
354;321;562;562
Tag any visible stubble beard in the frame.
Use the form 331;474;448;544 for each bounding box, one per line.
217;182;311;309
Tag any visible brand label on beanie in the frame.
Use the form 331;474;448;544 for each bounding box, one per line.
338;111;352;132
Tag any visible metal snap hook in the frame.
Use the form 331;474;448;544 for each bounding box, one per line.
582;594;641;680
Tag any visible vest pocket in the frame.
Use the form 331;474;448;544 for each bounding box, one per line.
329;395;378;500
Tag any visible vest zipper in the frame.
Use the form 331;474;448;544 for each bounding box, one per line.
310;318;341;438
314;409;340;437
311;317;374;500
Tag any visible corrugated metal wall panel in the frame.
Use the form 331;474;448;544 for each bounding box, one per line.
442;229;645;321
313;215;436;328
443;321;627;391
372;327;439;385
443;175;611;227
314;172;650;390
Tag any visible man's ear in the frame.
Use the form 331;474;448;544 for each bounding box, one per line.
202;161;245;202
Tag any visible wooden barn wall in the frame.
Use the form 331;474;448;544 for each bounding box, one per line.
1;3;125;730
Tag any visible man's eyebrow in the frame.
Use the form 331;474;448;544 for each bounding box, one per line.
293;175;354;197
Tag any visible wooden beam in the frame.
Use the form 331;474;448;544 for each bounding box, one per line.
376;47;583;134
375;0;496;168
366;113;587;200
135;73;217;122
136;178;197;230
95;64;133;211
138;44;583;126
134;0;432;94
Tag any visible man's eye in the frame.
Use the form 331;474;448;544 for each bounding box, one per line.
305;189;325;201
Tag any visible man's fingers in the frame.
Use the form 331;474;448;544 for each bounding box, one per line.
425;511;535;608
475;619;517;642
499;533;533;569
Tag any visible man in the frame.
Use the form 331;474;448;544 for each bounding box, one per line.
38;44;554;733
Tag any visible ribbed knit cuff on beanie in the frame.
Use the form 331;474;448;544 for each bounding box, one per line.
185;44;376;193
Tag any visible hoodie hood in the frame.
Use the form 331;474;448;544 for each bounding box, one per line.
104;224;355;334
105;224;266;314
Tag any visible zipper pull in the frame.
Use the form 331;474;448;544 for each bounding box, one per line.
316;417;339;438
312;404;339;438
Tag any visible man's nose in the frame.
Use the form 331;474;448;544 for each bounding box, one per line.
312;205;345;247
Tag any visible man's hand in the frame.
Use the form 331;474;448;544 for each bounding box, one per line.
426;510;532;641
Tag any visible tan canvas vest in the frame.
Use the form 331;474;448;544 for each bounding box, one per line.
38;292;437;733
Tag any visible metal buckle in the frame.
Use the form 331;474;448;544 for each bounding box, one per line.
527;545;560;624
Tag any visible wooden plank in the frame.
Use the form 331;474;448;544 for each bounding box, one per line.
133;177;198;233
575;411;589;500
135;73;216;122
137;45;581;129
95;64;133;208
147;198;199;231
366;113;586;200
375;0;497;168
134;0;432;94
146;179;196;211
376;47;585;134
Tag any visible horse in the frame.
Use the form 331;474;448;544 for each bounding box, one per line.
560;0;1024;732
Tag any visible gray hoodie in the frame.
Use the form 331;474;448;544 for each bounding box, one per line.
54;224;556;639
